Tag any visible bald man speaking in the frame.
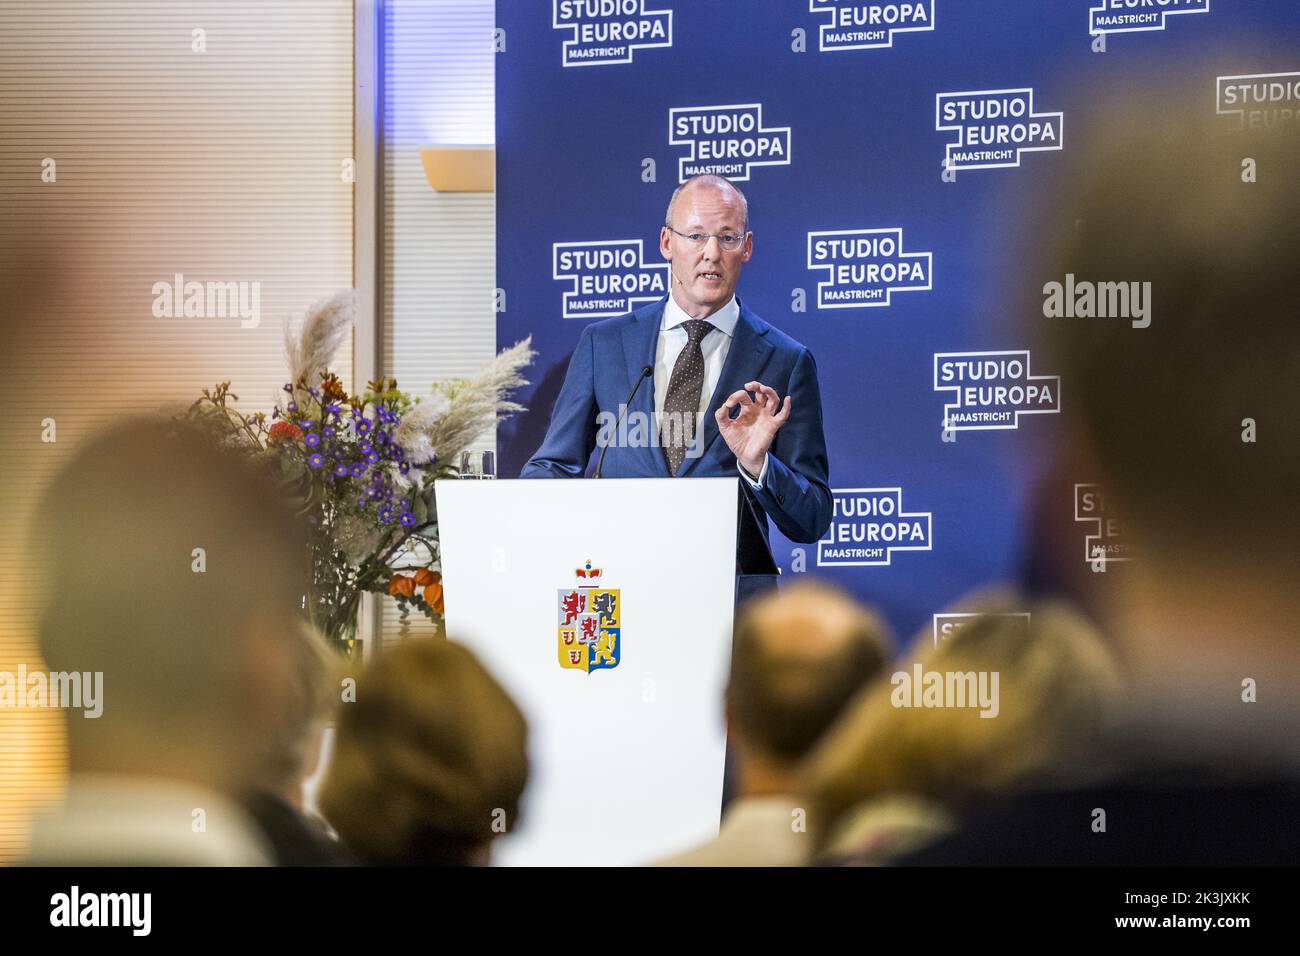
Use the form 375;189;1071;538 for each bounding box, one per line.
522;175;833;573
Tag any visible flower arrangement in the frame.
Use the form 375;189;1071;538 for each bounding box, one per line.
182;290;534;655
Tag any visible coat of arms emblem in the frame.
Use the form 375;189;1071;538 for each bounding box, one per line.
557;560;620;673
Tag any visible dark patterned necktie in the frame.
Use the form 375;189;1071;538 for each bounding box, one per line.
662;318;713;476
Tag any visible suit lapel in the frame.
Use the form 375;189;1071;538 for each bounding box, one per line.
621;298;669;474
679;299;774;476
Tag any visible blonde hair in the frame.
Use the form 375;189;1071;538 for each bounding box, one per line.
803;600;1120;854
318;638;528;865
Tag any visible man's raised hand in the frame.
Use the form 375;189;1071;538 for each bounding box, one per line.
715;380;792;477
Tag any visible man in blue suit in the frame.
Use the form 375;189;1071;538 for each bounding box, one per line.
522;174;832;564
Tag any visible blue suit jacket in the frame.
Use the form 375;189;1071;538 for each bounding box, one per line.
521;297;833;547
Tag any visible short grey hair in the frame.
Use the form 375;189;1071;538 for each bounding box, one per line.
664;174;750;234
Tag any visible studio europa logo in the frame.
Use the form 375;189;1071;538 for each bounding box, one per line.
1074;484;1133;568
668;104;791;183
817;488;932;567
807;0;935;52
552;0;672;67
933;612;1031;648
934;351;1060;433
1089;0;1209;38
553;240;669;319
1217;71;1300;129
936;88;1063;173
807;228;932;309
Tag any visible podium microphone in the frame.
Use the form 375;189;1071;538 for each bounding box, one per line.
594;364;654;479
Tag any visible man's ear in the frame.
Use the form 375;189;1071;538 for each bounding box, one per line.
659;226;673;262
234;603;299;732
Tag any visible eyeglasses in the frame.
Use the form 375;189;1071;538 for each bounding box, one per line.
665;226;748;252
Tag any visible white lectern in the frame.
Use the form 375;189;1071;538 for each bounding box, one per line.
434;477;740;866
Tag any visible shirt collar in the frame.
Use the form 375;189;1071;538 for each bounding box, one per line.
660;293;740;338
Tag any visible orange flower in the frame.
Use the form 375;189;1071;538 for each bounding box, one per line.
413;568;439;587
387;574;416;598
423;582;444;614
320;373;347;401
268;421;303;443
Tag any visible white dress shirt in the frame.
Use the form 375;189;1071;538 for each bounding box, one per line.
651;795;808;867
654;294;769;485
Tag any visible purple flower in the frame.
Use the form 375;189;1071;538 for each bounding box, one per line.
365;486;378;498
366;451;379;463
359;440;372;454
282;384;293;393
334;463;348;477
308;453;325;469
326;402;343;416
399;511;415;528
350;462;367;477
287;401;298;413
305;432;321;448
322;426;335;439
398;461;410;474
379;507;392;523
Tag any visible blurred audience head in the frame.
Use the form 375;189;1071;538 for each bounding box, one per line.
726;580;891;794
319;637;528;866
32;416;312;794
1037;87;1300;587
1024;82;1300;705
804;600;1119;860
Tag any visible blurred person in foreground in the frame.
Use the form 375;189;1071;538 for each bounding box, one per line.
240;621;353;866
318;637;528;866
27;418;312;865
804;601;1118;865
898;85;1300;865
655;581;890;866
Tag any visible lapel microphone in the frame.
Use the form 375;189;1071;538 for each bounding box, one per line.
594;364;654;479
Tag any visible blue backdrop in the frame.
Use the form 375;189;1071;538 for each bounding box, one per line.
496;0;1300;646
